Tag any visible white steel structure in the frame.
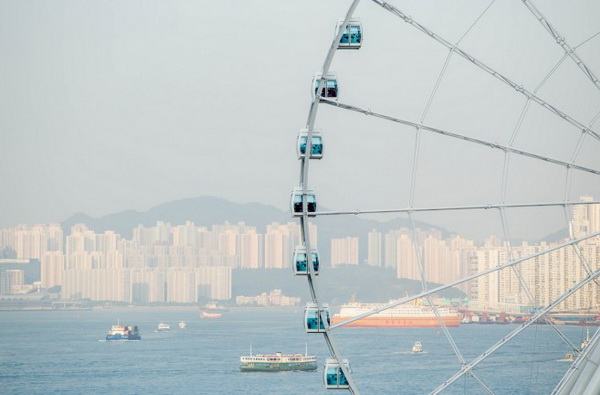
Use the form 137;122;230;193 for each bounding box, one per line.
294;1;600;394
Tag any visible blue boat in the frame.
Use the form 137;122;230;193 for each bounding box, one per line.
105;323;141;341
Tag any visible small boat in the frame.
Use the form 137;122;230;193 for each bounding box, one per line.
157;322;171;331
563;328;590;362
178;321;187;329
581;327;591;350
412;341;423;353
240;345;317;372
564;353;574;362
105;323;141;341
201;312;221;319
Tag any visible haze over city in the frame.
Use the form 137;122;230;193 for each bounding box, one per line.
2;0;600;243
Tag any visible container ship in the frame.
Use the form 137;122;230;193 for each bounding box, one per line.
105;324;141;341
239;350;317;372
332;301;462;328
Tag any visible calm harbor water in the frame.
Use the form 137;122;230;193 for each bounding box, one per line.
0;307;591;394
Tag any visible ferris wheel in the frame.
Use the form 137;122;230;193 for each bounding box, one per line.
292;1;600;394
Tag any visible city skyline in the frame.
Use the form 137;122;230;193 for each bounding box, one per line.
1;195;598;312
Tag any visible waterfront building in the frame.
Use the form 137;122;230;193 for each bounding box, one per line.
62;268;130;301
236;289;300;307
130;268;166;303
0;269;25;294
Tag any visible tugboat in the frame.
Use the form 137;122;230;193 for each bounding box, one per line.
105;323;141;341
178;321;187;329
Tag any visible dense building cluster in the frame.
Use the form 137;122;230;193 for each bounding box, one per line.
0;198;598;310
236;289;301;307
0;221;315;303
362;198;600;311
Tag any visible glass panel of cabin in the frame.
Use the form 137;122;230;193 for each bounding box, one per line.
311;136;322;155
350;25;361;43
311;252;320;272
295;252;308;272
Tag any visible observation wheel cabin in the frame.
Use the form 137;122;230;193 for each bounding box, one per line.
312;73;338;100
291;187;317;217
336;18;362;49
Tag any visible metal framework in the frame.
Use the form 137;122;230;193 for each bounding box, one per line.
295;0;600;393
298;1;362;394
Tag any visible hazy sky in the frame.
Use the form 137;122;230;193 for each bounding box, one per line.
2;0;600;241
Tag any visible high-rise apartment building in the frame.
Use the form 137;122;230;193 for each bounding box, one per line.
384;229;403;270
367;230;382;267
472;197;600;311
264;222;308;269
13;224;63;259
167;268;197;303
396;233;419;280
240;229;262;269
41;251;64;288
331;237;359;267
570;196;600;238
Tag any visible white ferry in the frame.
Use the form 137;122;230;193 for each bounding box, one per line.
240;351;317;372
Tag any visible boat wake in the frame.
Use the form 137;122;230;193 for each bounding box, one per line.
391;351;429;355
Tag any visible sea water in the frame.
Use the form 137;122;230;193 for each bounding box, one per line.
0;308;590;394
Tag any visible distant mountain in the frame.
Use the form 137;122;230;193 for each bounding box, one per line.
61;197;290;239
60;196;448;263
538;227;569;243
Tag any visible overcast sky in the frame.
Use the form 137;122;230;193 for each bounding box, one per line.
2;0;600;241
